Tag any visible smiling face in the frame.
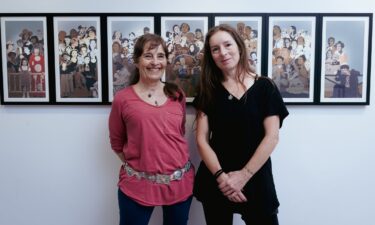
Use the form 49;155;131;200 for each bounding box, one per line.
209;30;240;75
136;42;167;82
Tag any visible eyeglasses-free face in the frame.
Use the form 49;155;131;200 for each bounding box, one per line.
136;43;167;82
209;31;240;75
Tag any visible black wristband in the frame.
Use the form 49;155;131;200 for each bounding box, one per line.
214;169;223;179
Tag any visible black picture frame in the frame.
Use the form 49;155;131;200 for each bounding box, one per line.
267;14;317;104
1;15;50;104
319;14;372;105
52;16;103;103
1;12;372;106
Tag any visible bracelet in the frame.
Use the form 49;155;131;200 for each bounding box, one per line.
214;169;224;179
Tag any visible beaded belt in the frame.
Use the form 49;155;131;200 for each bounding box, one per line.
123;161;191;185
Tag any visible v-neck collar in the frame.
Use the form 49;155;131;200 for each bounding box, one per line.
220;75;258;101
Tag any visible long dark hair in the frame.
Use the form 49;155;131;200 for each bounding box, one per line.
196;24;255;111
130;33;183;102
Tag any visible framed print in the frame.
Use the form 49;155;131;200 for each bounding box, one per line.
161;16;209;102
107;16;154;102
215;16;262;74
268;16;316;103
320;15;371;104
1;16;49;103
53;16;102;103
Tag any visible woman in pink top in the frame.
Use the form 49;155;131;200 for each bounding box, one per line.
109;33;194;225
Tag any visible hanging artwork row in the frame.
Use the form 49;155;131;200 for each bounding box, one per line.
0;13;372;105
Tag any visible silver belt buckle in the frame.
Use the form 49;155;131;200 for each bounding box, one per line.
172;170;183;180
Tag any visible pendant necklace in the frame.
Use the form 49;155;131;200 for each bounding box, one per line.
139;82;163;107
147;91;159;106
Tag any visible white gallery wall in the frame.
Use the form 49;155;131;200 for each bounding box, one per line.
1;0;375;225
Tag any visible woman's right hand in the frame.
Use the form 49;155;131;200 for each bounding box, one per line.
217;172;248;203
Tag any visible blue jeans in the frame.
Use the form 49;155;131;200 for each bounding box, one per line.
118;189;193;225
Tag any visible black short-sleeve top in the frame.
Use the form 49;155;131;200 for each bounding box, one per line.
193;76;289;215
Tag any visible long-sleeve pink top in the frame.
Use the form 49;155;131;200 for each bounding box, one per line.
109;86;194;206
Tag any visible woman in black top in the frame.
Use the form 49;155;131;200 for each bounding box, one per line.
193;24;289;225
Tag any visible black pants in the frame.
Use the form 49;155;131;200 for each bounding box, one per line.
202;202;279;225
